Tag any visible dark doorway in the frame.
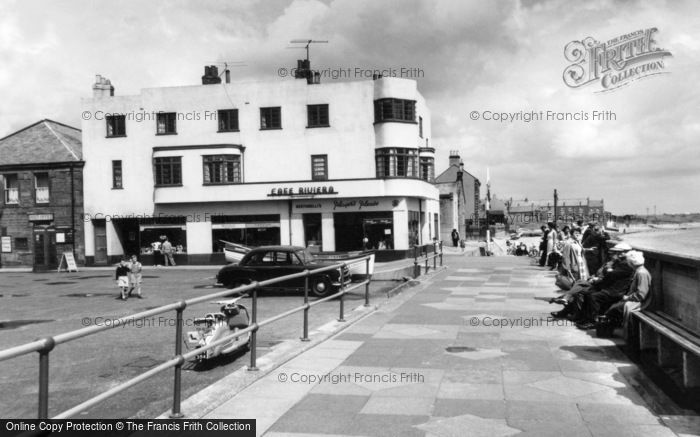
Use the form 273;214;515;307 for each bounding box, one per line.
303;214;322;251
93;220;108;265
33;226;57;271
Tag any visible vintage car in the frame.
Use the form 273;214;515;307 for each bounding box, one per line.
216;246;352;297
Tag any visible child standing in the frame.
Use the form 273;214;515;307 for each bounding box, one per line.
115;259;130;300
128;254;143;298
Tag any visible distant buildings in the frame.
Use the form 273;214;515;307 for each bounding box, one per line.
80;65;440;265
0;120;84;270
434;151;481;240
506;198;607;227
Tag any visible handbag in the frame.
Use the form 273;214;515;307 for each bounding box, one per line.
555;272;574;290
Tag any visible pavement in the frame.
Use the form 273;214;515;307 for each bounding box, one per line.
183;253;700;436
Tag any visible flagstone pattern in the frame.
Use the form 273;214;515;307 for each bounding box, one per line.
205;256;698;437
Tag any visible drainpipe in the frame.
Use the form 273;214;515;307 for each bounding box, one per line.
288;199;293;245
70;165;75;257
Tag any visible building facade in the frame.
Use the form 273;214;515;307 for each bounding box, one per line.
81;67;440;265
0;120;84;270
434;151;481;241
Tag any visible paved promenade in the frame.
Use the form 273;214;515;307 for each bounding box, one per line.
200;254;699;436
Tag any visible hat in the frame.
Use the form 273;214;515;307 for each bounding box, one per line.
626;250;645;267
610;242;632;252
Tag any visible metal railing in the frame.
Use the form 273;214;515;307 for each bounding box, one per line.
413;242;444;278
0;256;373;419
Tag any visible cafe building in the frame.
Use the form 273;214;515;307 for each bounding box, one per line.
81;64;440;265
0;119;85;270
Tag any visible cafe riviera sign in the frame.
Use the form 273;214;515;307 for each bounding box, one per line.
268;186;337;196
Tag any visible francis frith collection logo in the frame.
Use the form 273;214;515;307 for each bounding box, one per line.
563;27;672;92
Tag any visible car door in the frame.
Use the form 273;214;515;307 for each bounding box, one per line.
271;250;301;290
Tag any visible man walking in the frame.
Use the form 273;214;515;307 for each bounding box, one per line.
161;237;176;266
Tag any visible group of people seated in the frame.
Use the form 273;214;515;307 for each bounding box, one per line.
537;221;652;335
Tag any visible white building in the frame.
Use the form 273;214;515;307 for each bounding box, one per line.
81;65;439;265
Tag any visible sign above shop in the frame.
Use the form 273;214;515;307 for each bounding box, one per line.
268;186;337;197
28;213;54;222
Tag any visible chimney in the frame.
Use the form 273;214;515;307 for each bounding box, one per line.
449;150;461;167
92;74;115;98
201;65;222;85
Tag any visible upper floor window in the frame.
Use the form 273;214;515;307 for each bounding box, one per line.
375;148;418;178
203;155;241;184
3;174;19;204
154;157;182;186
420;157;434;182
34;173;49;203
112;160;123;189
218;109;239;132
307;104;329;128
260;107;281;130
374;98;416;123
156;112;177;135
311;155;328;181
106;115;126;137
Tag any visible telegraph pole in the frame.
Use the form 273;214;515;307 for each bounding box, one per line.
553;189;558;225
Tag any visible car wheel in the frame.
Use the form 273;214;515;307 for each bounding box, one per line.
310;276;332;298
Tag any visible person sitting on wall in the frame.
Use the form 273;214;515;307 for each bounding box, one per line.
551;242;633;321
582;224;610;273
598;250;652;337
559;227;589;281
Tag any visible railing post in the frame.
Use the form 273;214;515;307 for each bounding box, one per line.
248;284;259;371
413;246;420;278
364;257;370;307
170;300;187;418
338;266;346;322
425;253;429;274
439;241;443;266
38;337;55;419
301;271;310;342
433;250;437;270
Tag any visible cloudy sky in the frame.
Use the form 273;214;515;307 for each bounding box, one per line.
1;0;698;214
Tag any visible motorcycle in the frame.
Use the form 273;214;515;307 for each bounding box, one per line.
186;295;251;362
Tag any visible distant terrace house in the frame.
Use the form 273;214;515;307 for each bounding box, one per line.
506;198;608;227
434;151;480;241
81;63;440;265
0;120;84;270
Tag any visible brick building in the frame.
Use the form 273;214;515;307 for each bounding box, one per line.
0;120;84;270
506;198;607;228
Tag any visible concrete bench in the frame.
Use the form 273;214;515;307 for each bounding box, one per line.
629;310;700;391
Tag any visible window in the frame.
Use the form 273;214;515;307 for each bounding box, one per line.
112;160;123;189
375;148;418;178
154;157;182;186
307;104;329;127
419;116;423;138
218;109;239;132
260;107;281;130
106;115;126;137
203;155;241;184
15;237;29;251
156;112;177;135
420;157;434;182
3;174;18;204
374;98;416;123
311;155;328;181
34;173;49;203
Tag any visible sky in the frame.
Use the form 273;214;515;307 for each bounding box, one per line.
0;0;698;215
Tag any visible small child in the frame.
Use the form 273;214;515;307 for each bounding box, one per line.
128;255;143;298
115;259;130;300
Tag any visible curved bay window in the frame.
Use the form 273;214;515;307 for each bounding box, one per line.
203;155;241;184
374;98;416;123
420;157;434;182
375;148;418;178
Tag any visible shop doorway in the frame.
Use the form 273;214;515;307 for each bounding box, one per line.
302;214;322;251
33;226;57;271
93;220;108;265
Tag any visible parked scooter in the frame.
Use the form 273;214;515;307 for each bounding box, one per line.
186;296;250;362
